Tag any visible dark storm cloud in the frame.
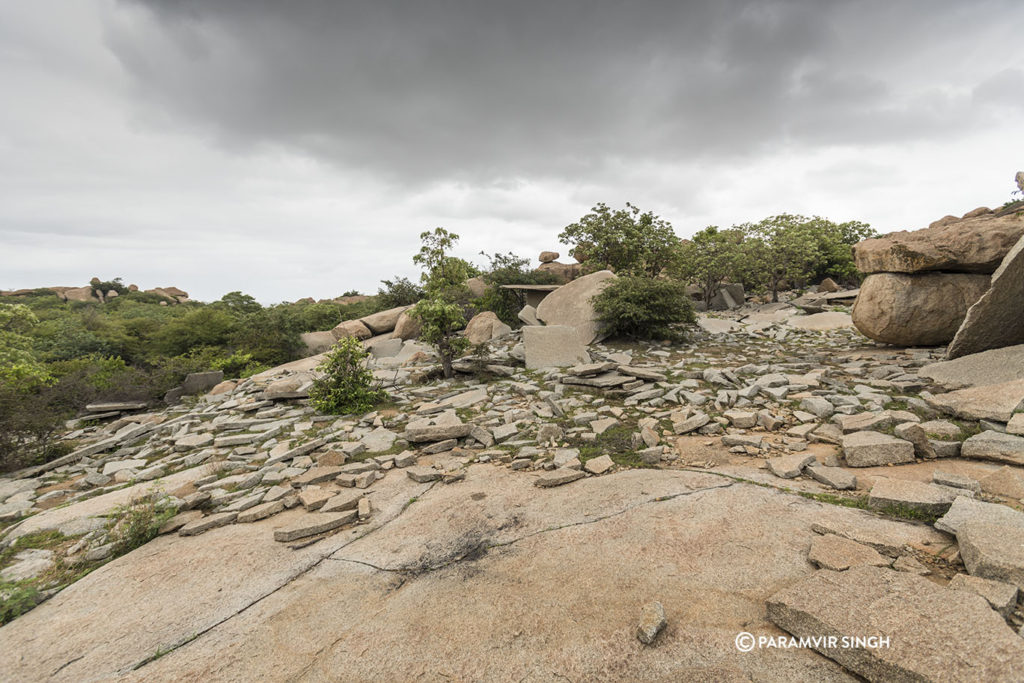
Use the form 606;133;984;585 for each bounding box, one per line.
108;0;1016;185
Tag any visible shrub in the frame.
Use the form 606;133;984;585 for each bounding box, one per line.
410;297;470;379
592;276;696;341
0;582;40;625
109;492;178;555
412;228;478;302
309;336;387;414
89;277;128;297
0;384;64;473
377;277;424;308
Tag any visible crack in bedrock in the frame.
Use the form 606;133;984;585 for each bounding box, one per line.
118;481;436;675
329;481;737;575
120;476;737;675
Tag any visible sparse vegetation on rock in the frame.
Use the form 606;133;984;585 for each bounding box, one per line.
309;336;387;415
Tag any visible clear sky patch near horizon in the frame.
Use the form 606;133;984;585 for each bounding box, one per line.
2;0;1022;303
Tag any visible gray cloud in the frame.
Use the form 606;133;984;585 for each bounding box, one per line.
1;1;1022;303
107;0;1020;184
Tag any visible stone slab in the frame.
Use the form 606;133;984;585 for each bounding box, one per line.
522;325;590;370
948;232;1024;359
767;566;1024;681
926;380;1024;423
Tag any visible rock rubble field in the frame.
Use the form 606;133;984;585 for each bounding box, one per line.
4;283;1024;681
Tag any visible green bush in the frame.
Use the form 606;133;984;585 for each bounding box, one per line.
410;297;470;379
377;277;424;308
475;251;559;326
0;582;40;625
592;277;696;341
309;337;387;415
109;493;178;555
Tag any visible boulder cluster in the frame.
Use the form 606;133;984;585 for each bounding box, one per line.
852;205;1024;348
0;280;191;305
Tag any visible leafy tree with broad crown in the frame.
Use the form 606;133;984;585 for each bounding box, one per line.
670;226;745;306
558;202;680;277
0;303;53;392
738;214;824;303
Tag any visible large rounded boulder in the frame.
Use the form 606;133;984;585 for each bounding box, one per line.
853;207;1024;274
852;273;990;346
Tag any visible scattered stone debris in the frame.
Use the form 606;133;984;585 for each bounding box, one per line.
7;276;1024;680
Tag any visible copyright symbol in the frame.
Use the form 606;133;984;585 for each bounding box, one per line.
735;632;755;652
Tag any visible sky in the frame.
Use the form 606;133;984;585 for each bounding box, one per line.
1;0;1022;303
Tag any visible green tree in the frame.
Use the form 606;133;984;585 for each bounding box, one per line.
309;336;386;414
739;214;824;302
475;251;559;326
409;298;469;379
670;226;745;306
377;276;425;308
412;228;477;299
214;291;262;315
408;229;475;377
558;202;680;276
0;304;53;391
155;307;237;356
810;218;877;284
592;277;696;341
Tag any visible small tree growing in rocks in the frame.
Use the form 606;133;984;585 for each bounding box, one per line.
670;226;745;307
309;336;386;414
410;298;469;379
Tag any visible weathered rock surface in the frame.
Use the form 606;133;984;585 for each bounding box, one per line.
787;312;852;331
853;209;1024;274
934;496;1024;535
636;601;667;645
331;319;372;341
957;522;1024;591
807;465;857;491
404;410;473;443
463;311;512;344
768;453;815;479
926;379;1024;423
299;331;337;355
948;574;1019;618
359;306;410;335
274;511;357;542
948;232;1024;358
535;270;616;344
391;311;422;340
867;478;956;516
842;431;915;467
919;345;1024;389
1;469;947;682
851;272;989;346
961;431;1024;466
767;566;1024;681
181;371;224;395
522;325;589;370
807;534;890;571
